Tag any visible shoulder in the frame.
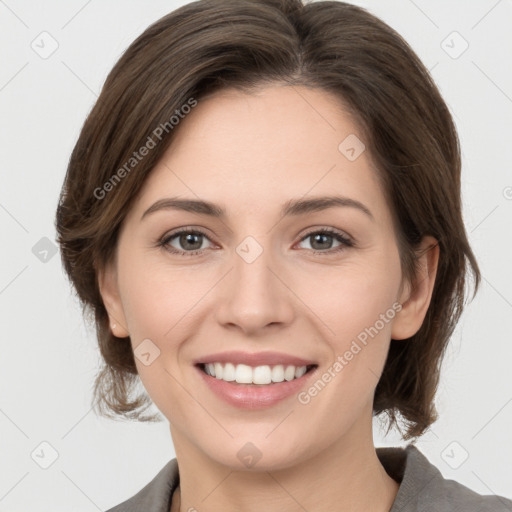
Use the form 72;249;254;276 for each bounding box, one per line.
377;443;512;511
105;458;179;512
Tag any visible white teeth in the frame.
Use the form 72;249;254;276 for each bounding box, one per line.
271;365;285;383
203;362;311;384
253;365;272;384
284;365;296;381
295;366;307;378
235;363;253;383
214;362;223;380
222;362;236;381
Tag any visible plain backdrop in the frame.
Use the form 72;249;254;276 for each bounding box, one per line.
1;0;511;510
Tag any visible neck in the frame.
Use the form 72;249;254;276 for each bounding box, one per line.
169;413;399;512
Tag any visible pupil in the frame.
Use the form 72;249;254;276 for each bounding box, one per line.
182;233;201;250
312;233;331;250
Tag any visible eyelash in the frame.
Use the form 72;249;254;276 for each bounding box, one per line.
157;226;354;257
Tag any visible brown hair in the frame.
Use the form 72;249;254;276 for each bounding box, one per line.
55;0;480;439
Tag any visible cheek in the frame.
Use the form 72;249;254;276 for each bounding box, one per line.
305;248;402;398
116;253;210;401
117;258;197;416
117;250;201;340
307;251;402;348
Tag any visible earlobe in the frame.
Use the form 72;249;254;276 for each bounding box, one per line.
97;261;130;338
391;236;439;341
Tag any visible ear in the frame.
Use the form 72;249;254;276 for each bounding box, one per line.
97;260;130;338
391;235;439;340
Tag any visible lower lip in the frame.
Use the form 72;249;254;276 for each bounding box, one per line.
196;365;318;409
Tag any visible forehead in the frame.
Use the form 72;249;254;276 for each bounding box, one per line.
128;85;388;225
170;85;363;164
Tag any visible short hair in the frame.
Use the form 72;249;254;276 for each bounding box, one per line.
55;0;480;439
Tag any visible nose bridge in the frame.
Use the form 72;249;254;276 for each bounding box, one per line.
233;233;280;304
215;232;294;332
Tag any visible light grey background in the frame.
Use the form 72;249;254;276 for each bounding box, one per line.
1;0;511;509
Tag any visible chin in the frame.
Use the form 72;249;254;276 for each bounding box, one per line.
201;436;313;473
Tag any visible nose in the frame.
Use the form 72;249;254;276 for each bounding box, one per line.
214;237;295;336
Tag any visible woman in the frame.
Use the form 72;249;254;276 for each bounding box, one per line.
55;0;512;510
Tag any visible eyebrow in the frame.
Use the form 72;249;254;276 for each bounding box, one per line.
141;195;374;221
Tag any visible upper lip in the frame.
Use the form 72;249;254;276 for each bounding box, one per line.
195;350;317;367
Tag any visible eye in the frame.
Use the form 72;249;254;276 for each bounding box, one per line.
158;226;354;257
159;228;213;256
296;228;354;255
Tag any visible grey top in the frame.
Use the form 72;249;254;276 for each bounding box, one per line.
105;443;512;511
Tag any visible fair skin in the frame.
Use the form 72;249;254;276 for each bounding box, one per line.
99;85;439;512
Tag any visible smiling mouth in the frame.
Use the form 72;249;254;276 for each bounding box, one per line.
197;362;318;386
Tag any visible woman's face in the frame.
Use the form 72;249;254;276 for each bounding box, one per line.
100;85;429;470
